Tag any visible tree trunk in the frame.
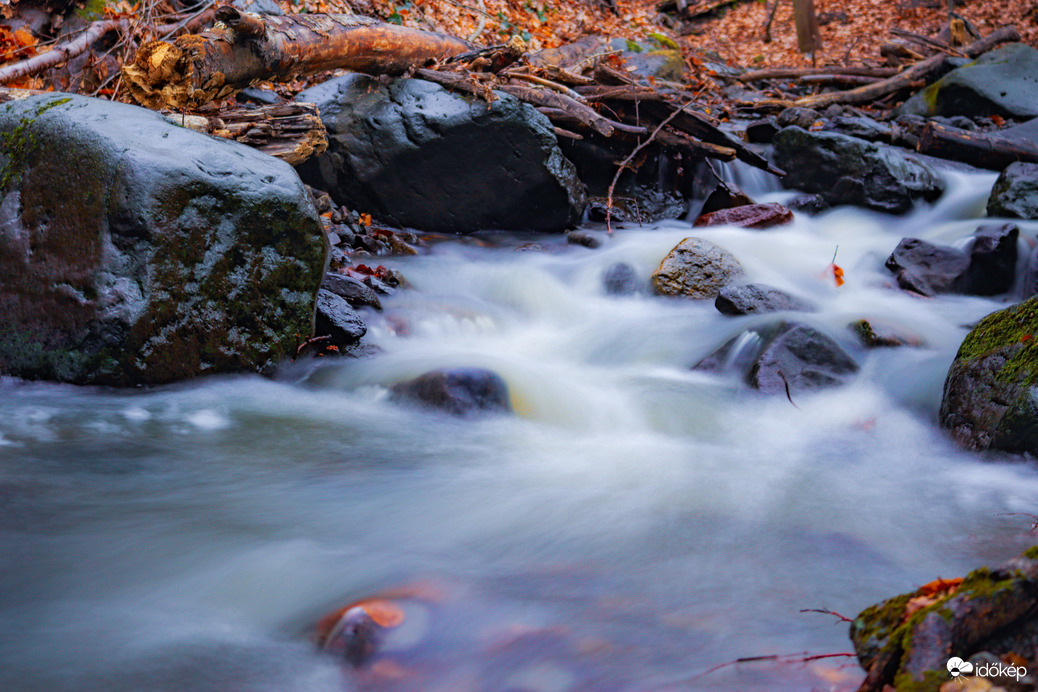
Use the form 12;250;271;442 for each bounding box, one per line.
122;7;473;110
792;0;821;54
918;122;1038;170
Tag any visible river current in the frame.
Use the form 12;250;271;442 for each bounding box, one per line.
2;168;1037;691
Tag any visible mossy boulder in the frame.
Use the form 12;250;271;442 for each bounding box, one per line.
0;94;327;385
771;126;944;214
851;547;1038;691
900;43;1038;120
940;298;1038;453
295;74;585;234
988;162;1038;221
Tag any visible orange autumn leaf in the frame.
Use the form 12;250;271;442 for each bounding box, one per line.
359;213;372;227
828;263;845;287
357;599;405;627
13;27;36;49
917;576;963;597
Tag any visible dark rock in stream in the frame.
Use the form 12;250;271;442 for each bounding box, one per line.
886;224;1018;297
295;74;585;234
988;162;1038;220
651;237;744;300
321;272;382;311
314;289;367;349
0;94;327;385
391;368;512;416
786;193;829;215
940;297;1038;454
771;126;944;214
885;238;971;296
699;181;755;216
602;262;641;295
851;546;1038;691
695;321;858;394
963;223;1019;296
715;284;816;316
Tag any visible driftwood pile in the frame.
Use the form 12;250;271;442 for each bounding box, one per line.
112;6;778;181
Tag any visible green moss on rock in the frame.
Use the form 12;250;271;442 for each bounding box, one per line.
955;297;1038;386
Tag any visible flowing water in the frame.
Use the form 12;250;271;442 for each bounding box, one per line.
3;168;1038;691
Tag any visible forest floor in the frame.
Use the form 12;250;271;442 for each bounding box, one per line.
348;0;1038;68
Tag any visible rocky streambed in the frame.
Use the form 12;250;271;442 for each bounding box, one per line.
3;46;1038;690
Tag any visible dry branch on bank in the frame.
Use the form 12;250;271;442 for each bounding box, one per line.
0;19;126;85
736;25;1020;110
918;121;1038;170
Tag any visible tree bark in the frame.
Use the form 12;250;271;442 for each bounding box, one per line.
210;102;328;165
122;7;473;109
792;0;821;55
918;122;1038;170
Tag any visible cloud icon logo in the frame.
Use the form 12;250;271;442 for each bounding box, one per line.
947;657;974;677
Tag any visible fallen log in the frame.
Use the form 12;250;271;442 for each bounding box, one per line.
122;7;473;109
210;102;327;165
737;66;899;81
789;25;1019;109
918;121;1038;170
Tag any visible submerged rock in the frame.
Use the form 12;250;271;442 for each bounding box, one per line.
692;202;793;229
851;546;1038;691
940;297;1038;454
900;43;1038;119
772;126;944;214
988;162;1038;220
391;368;512;416
651;237;744;299
850;319;923;348
695;321;858;394
602;262;641;295
296;74;585;234
0;94;326;385
714;283;816;316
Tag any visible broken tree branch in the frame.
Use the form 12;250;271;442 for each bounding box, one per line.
917;121;1038;170
790;25;1019;109
122;8;473;109
737;66;899;81
0;19;125;85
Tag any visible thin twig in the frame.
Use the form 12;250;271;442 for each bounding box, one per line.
684;651;856;683
800;608;854;624
605;98;696;233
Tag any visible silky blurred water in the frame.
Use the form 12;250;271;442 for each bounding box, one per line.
2;168;1037;691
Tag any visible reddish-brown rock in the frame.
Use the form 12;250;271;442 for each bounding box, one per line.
693;202;794;229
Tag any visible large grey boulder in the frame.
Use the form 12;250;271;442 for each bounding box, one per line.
940;298;1038;454
900;43;1038;119
988;162;1038;220
295;74;585;234
0;94;327;385
772;126;944;214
